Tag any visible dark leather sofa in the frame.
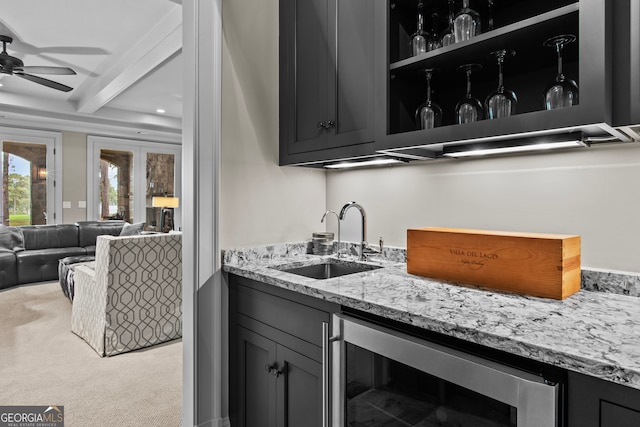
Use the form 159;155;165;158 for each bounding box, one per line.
0;221;124;290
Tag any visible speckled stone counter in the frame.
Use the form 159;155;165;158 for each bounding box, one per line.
222;242;640;391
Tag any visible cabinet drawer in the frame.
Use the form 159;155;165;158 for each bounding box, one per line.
236;284;330;347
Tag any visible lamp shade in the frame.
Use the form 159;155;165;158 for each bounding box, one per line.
152;196;180;208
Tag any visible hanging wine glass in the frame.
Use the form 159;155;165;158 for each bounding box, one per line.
455;64;484;124
485;49;517;119
487;0;495;31
427;12;442;51
441;0;456;47
411;0;428;56
454;0;481;43
415;68;442;130
543;34;579;110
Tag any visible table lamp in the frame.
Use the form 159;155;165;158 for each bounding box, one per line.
152;196;179;232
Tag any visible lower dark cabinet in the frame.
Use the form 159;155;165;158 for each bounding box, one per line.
236;326;322;427
236;327;277;427
276;344;322;427
568;371;640;427
229;274;338;427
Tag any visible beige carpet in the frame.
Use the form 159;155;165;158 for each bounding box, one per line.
0;281;182;427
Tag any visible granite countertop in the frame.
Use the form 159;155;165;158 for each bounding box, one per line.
222;242;640;391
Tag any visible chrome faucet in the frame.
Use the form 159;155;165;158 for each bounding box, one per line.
339;201;369;261
320;210;341;257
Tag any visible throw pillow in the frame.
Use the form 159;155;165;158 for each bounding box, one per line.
119;222;145;236
0;225;25;252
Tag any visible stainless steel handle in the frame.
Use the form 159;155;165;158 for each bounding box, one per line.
322;322;329;427
322;321;337;427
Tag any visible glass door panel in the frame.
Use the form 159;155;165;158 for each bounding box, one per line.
346;342;517;427
145;152;176;232
98;149;134;222
1;141;49;225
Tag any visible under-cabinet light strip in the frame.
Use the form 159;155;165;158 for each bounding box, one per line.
324;158;403;169
443;140;586;158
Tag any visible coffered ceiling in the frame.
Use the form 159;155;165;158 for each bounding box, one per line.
0;0;183;143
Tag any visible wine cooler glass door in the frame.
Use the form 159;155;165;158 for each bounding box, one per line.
331;314;560;427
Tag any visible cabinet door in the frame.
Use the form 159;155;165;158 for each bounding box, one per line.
601;401;640;427
236;327;277;427
280;0;330;155
329;0;376;148
276;344;323;427
612;0;640;127
568;371;640;427
279;0;379;164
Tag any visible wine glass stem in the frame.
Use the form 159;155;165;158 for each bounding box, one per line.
556;43;564;80
488;0;494;30
448;0;455;24
466;69;472;98
497;59;504;90
426;73;432;103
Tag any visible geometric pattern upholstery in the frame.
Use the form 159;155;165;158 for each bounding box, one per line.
71;233;182;357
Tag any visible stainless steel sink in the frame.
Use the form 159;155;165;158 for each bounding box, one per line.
275;260;382;280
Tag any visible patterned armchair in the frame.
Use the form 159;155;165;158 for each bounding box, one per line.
71;233;182;357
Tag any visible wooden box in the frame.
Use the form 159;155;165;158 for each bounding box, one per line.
407;227;581;299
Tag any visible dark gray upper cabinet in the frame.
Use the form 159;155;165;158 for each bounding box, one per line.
376;0;630;158
612;0;640;129
279;0;380;165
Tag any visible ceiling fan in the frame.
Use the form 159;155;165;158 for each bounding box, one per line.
0;35;76;92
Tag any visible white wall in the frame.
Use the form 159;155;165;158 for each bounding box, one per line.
220;0;326;249
327;143;640;273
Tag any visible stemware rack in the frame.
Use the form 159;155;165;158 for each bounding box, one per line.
387;0;582;137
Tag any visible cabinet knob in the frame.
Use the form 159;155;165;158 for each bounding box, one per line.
264;364;283;378
317;121;336;130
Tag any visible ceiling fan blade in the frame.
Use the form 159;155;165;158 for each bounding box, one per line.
17;66;76;75
15;72;73;92
11;39;108;55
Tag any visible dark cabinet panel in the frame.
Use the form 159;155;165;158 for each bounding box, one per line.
277;345;323;427
292;0;329;147
333;0;375;146
612;0;640;127
236;327;277;427
230;274;338;427
568;371;640;427
279;0;379;165
601;401;640;427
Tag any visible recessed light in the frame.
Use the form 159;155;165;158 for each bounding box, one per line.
156;109;166;114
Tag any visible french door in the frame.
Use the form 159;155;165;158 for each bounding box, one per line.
87;136;181;231
0;128;61;225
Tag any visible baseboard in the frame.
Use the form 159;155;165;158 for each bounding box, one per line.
195;416;230;427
